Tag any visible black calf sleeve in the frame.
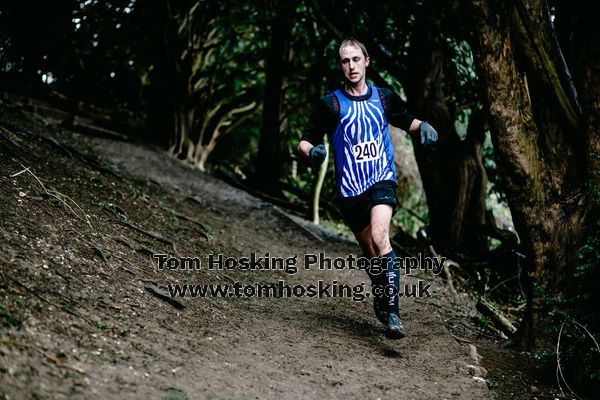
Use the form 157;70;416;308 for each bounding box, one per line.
383;250;400;315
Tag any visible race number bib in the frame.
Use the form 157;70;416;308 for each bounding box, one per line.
352;140;379;163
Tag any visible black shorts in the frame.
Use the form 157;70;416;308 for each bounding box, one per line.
335;180;397;233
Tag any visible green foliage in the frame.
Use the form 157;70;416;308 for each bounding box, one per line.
444;39;480;119
575;183;600;280
478;316;492;328
484;376;499;389
532;185;600;395
393;209;419;237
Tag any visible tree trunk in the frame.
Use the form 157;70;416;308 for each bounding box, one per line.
194;101;257;171
465;0;595;348
254;2;295;195
443;110;488;254
405;2;489;255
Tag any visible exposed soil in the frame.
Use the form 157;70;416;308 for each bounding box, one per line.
0;102;561;399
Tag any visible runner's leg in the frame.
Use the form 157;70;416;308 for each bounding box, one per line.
371;204;405;339
353;224;377;258
369;204;393;255
353;224;388;325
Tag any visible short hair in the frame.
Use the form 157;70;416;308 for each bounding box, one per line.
338;38;369;61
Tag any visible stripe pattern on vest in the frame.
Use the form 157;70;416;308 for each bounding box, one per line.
332;87;396;197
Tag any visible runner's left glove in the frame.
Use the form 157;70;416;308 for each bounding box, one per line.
309;144;327;167
419;121;438;146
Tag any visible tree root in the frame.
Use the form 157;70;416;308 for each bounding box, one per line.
428;244;458;294
159;205;209;239
0;124;24;150
271;205;324;243
80;238;109;263
116;219;179;256
144;283;185;310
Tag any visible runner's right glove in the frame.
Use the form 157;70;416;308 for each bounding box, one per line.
309;144;327;167
419;121;438;146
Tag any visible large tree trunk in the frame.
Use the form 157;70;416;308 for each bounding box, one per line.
465;0;596;348
254;1;295;195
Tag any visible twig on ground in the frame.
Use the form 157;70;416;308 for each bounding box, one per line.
11;165;92;228
111;235;134;249
113;255;149;276
449;332;472;344
10;165;31;178
556;323;579;399
44;137;124;179
120;266;136;275
46;137;74;159
92;246;109;262
186;196;206;207
476;297;517;336
136;246;159;257
116;260;136;275
487;275;518;294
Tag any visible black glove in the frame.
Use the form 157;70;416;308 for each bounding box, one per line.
309;144;327;167
419;121;438;146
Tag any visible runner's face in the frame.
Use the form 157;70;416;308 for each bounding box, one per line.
339;45;370;85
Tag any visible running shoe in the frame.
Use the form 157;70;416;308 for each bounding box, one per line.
385;313;406;339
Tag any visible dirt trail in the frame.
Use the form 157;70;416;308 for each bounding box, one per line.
0;106;489;399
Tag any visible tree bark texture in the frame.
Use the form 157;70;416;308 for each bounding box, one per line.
465;0;596;348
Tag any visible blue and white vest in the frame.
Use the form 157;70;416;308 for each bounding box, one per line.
331;86;396;197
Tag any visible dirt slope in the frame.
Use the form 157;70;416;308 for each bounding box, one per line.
0;105;489;399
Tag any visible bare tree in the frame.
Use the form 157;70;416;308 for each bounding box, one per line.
146;0;257;170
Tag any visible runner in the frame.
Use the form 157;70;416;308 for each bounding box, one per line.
297;38;438;339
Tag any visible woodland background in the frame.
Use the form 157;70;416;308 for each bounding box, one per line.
1;0;598;395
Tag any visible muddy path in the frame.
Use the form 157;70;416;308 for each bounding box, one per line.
0;105;489;399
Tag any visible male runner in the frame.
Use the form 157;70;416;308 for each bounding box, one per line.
297;38;438;339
